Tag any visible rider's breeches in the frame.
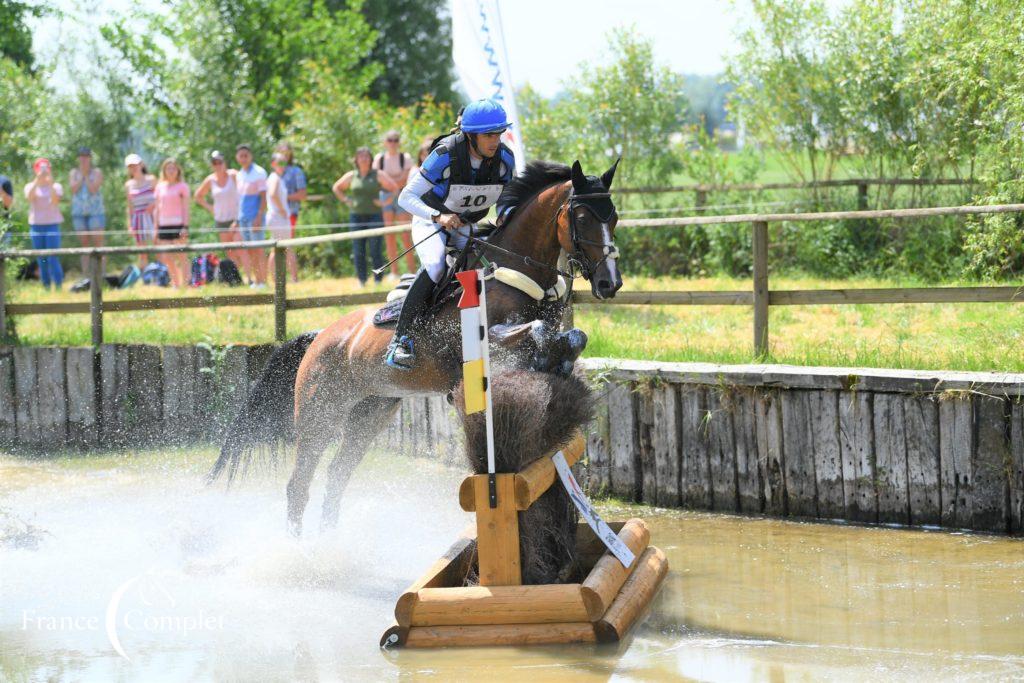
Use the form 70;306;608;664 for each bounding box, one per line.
411;216;473;283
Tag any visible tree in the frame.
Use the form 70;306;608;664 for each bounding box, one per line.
353;0;455;105
0;0;47;71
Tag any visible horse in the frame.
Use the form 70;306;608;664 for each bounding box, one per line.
210;159;623;535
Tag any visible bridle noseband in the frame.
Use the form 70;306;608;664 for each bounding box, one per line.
560;190;620;281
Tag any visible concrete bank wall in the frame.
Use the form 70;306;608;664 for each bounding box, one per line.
2;346;1022;534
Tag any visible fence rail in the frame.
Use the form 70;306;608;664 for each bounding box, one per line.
1;203;1021;355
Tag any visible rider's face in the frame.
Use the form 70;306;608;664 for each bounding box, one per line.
475;132;502;158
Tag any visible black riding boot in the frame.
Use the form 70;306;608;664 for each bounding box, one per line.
385;270;435;369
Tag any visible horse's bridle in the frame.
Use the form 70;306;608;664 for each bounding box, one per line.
560;190;620;281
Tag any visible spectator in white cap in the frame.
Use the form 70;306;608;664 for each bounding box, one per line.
123;153;156;267
194;150;243;265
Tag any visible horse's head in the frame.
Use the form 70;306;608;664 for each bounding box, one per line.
558;159;623;300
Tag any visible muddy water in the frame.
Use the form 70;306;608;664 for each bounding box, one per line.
1;450;1022;682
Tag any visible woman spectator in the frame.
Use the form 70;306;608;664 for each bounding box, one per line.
69;146;105;275
266;152;299;282
374;130;416;279
332;147;398;288
411;139;433;176
153;158;190;288
194;150;242;266
274;142;307;230
124;153;156;268
24;158;64;291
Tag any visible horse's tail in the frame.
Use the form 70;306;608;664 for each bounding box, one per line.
207;330;319;486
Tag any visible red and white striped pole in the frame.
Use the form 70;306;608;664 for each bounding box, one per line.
456;269;497;508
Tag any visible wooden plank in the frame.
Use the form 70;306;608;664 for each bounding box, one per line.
35;348;67;448
584;383;611;495
13;347;39;446
285;292;386;310
393;526;477;628
904;395;940;526
473;474;521;586
572;291;753;306
972;396;1009;532
705;388;739;512
410;584;589;626
128;345;163;446
939;396;974;528
873;393;910;525
403;622;596;648
650;384;681;507
579;519;651;619
100;344;129;446
0;347;15;446
732;390;763;513
273;246;287;342
771;286;1024;305
89;253;103;345
810;391;844;520
162;346;185;444
1009;402;1024;534
593;546;669;643
779;391;818;518
678;386;712;509
607;381;639;501
193;344;216;440
65;347;98;447
752;220;769;355
6;294;275;315
755;389;786;515
635;388;658;504
838;390;877;523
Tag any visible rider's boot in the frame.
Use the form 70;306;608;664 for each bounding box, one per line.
385;270;435;370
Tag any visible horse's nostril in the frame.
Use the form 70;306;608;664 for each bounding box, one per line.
597;279;612;291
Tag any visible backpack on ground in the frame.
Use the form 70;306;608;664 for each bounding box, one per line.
190;253;220;286
118;265;141;289
218;258;243;286
142;261;171;287
70;278;91;293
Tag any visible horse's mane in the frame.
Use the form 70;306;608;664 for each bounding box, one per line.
499;160;571;210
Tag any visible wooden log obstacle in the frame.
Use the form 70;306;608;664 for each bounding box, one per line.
380;430;669;648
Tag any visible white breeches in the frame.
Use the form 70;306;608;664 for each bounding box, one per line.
411;216;475;283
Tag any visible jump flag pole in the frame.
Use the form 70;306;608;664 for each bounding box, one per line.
456;269;497;507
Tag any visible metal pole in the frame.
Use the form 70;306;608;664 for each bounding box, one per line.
89;250;103;346
273;244;287;342
752;221;769;357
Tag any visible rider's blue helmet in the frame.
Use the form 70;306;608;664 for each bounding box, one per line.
460;99;513;134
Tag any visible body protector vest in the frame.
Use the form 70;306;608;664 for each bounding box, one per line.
419;132;514;224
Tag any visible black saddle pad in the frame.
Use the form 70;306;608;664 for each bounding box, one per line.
372;297;404;328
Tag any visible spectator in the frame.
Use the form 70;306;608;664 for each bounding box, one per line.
154;158;190;288
411;139;433;175
24;158;64;291
194;150;242;267
68;146;105;275
332;147;399;288
266;152;298;282
374;130;416;279
275;142;307;229
235;144;268;288
124;153;156;268
0;169;13;246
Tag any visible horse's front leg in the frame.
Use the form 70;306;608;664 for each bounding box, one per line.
489;319;588;376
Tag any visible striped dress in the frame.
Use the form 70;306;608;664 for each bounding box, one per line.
128;179;156;245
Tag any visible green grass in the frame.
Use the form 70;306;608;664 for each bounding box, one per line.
7;273;1024;372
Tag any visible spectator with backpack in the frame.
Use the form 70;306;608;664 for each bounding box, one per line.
374;130;416;279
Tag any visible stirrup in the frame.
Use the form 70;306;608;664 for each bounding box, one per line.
385;335;415;370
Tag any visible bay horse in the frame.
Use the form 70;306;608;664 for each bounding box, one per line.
210;159;623;535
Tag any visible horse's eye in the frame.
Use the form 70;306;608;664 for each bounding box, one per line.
577;212;587;221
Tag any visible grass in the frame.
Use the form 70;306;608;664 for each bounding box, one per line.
7;272;1024;373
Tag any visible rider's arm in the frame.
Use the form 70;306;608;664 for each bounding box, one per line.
397;171;441;222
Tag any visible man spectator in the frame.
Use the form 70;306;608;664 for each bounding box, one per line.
374;130;416;279
235;144;268;288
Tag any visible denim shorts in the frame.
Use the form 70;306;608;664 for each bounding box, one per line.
238;215;264;242
72;214;105;231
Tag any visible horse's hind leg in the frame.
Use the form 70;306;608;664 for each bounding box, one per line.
288;407;345;536
320;396;402;531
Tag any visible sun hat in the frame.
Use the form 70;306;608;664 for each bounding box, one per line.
124;153;143;167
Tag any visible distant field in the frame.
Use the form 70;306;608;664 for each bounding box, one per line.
7;274;1024;373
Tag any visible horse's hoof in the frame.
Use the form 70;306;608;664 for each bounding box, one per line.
287;519;303;538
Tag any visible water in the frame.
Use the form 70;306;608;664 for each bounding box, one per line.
2;449;1023;682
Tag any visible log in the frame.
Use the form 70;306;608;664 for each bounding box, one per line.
473;474;521;586
579;518;651;619
939;396;973;528
393;527;477;628
127;345;163;446
873;393;910;525
810;391;844;520
410;584;589;626
1010;403;1024;534
838;390;877;523
13;346;39;446
593;546;669;643
100;344;129;446
706;388;739;512
636;388;657;504
403;622;597;648
732;390;763;513
679;386;712;509
162;346;196;445
755;389;786;515
903;395;940;526
584;383;611;495
771;286;1024;305
650;384;682;507
0;347;15;446
575;521;626;569
607;381;639;500
780;391;819;518
972;396;1009;532
35;347;68;448
65;347;97;447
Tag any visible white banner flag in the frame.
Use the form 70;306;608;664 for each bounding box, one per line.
451;0;526;172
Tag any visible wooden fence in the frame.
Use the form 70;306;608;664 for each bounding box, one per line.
4;202;1024;357
2;345;1021;535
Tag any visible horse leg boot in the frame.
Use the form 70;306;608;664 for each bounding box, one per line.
320;396;402;531
385;270;434;370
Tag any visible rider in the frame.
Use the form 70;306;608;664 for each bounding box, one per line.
385;98;517;370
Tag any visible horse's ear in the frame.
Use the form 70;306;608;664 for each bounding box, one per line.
601;157;621;189
571;160;587;192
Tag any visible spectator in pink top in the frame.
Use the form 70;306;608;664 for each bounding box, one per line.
24;158;65;290
154;158;190;288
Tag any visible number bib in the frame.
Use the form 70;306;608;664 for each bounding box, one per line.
443;184;504;214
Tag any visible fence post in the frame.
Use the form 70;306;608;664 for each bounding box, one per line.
695;188;707;213
273;244;287;342
89;251;103;346
857;181;869;211
0;256;6;341
752;221;769;357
